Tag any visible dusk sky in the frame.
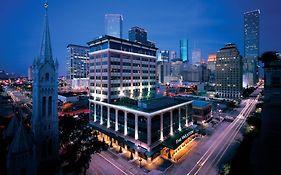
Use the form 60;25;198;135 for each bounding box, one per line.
1;0;281;76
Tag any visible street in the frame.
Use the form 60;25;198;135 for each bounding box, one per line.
165;95;259;175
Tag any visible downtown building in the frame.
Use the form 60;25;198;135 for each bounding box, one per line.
105;14;123;38
180;39;188;62
243;10;260;87
87;35;195;162
215;44;243;99
66;44;90;90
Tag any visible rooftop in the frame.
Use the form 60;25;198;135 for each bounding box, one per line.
113;97;191;113
192;100;211;108
87;35;158;49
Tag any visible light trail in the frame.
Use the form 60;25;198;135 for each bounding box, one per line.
187;98;257;175
198;98;258;174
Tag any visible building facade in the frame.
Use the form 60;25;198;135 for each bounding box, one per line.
244;10;260;87
192;48;202;65
157;60;171;84
169;50;177;61
207;54;217;83
32;3;59;173
180;39;188;62
215;44;243;99
28;66;32;80
261;52;281;101
105;14;123;38
129;26;147;44
88;35;196;162
158;50;170;62
66;44;90;90
192;100;212;124
87;35;157;102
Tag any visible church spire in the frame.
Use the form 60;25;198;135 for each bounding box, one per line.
40;1;53;61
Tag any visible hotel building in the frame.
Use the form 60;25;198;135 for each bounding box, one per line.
88;35;195;161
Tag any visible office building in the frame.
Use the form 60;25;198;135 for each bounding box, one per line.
192;48;202;65
66;44;90;90
192;100;212;124
157;60;171;84
105;14;123;38
215;44;243;99
261;52;281;101
129;26;147;44
128;26;155;47
182;63;209;83
171;59;183;77
169;51;177;61
28;65;32;80
250;52;281;175
207;54;217;83
243;10;260;87
88;35;195;162
180;39;188;62
158;50;170;62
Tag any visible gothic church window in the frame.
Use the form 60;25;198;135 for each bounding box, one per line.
48;96;52;115
45;73;49;81
42;96;46;116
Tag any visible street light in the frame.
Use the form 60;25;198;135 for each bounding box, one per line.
138;157;142;168
137;142;142;168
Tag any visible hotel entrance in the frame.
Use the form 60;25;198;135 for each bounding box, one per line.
161;127;198;162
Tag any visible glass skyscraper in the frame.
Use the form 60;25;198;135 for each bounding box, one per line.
243;9;260;86
129;26;147;44
180;39;188;62
105;14;123;38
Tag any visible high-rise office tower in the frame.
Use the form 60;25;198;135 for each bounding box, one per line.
66;44;89;90
244;9;260;87
28;65;32;80
128;26;155;47
180;39;188;62
158;50;170;62
192;48;202;65
215;44;242;99
129;26;147;44
207;54;217;83
105;14;123;38
169;50;177;61
157;60;171;83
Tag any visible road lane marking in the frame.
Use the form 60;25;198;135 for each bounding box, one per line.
97;153;135;175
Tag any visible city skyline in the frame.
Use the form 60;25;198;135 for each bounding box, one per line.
1;0;281;76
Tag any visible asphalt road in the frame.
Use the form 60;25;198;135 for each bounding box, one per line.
166;96;258;175
87;153;127;175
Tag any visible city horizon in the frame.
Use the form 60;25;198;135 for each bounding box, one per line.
1;0;281;76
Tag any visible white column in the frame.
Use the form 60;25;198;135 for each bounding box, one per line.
107;107;110;128
135;114;138;140
178;108;182;131
170;110;173;135
100;105;103;125
124;111;127;135
94;103;97;122
115;109;118;131
160;113;163;141
147;116;151;146
185;106;188;126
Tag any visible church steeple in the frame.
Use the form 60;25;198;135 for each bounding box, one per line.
40;2;53;61
32;2;59;174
